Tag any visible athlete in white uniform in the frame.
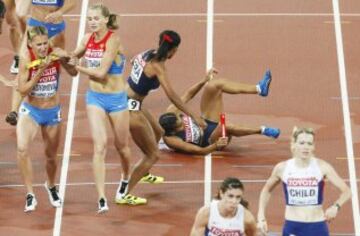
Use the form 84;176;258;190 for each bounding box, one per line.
191;177;257;236
257;127;351;236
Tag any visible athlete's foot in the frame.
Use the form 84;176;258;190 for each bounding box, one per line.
115;194;147;205
140;173;164;184
10;55;19;74
5;111;18;126
97;198;109;213
24;193;38;213
115;180;129;200
257;70;272;97
261;126;280;139
44;182;62;208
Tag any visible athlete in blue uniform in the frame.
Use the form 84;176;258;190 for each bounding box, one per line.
257;127;351;236
17;26;77;212
70;3;136;213
159;68;280;155
116;30;206;205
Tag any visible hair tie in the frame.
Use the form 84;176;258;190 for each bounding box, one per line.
163;34;173;43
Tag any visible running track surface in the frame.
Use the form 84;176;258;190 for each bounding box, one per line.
0;0;359;235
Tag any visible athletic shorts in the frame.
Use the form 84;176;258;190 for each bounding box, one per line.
27;17;65;38
86;89;128;114
282;220;329;236
19;102;61;126
201;119;219;147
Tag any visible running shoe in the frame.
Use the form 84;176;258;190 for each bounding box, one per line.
261;126;280;139
257;70;272;97
10;55;19;74
98;198;109;213
115;180;129;200
44;182;61;208
5;111;17;126
140;173;164;184
115;194;147;205
24;193;37;212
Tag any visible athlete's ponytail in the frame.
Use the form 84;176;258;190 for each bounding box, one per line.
153;30;181;61
89;3;119;30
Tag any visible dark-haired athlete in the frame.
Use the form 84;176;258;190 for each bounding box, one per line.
115;30;206;205
159;69;280;155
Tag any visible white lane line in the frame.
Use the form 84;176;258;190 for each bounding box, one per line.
53;0;89;236
332;0;360;235
232;165;273;168
330;96;360;100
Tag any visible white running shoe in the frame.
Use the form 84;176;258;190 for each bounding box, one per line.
97;198;109;213
10;56;19;74
44;182;62;208
24;193;38;212
115;180;129;201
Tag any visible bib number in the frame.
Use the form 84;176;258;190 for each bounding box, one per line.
128;98;141;111
130;58;144;84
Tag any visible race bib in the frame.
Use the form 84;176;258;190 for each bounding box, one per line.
287;177;320;205
128;98;141;111
129;56;145;84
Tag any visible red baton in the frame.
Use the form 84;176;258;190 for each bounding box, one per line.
220;113;226;137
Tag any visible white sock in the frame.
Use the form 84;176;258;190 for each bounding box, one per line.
260;126;266;134
256;84;261;94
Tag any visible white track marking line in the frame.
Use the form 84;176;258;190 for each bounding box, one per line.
332;0;360;235
63;13;360;17
52;0;89;236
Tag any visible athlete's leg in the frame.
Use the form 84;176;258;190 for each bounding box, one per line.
41;123;61;188
87;105;108;200
15;0;30;33
16;113;38;194
109;109;130;180
51;31;65;49
142;109;164;143
128;111;160;192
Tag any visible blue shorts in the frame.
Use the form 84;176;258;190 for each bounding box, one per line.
86;89;128;113
19;102;61;126
201;119;219;147
282;220;329;236
27;18;65;38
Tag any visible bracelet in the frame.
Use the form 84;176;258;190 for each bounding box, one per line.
334;203;341;211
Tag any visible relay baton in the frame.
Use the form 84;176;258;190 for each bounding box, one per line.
220;113;226;137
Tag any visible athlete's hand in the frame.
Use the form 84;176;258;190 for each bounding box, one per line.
67;57;79;67
215;137;228;150
256;220;268;235
324;205;338;222
44;11;62;23
38;55;53;70
205;68;218;81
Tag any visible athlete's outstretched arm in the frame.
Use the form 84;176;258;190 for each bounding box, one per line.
244;209;258;236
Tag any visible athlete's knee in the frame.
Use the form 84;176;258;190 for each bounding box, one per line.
93;143;107;157
17;146;29;159
116;144;130;157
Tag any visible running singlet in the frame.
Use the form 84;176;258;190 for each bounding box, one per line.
28;47;60;98
127;49;160;96
282;158;324;206
84;31;125;74
32;0;64;7
175;115;203;146
206;200;245;236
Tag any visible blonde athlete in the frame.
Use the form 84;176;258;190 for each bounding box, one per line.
70;4;132;213
17;26;77;212
257;127;351;236
5;0;75;126
191;177;257;236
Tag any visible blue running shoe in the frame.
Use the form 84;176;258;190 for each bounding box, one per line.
261;126;280;138
257;70;272;97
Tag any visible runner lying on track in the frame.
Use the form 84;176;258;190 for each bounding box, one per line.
159;68;280;155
